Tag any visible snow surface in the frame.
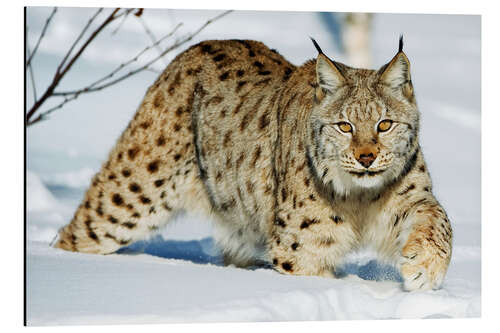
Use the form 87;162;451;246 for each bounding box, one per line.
26;8;480;325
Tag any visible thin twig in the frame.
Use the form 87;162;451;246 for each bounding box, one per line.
27;8;122;122
111;8;132;35
53;22;182;96
28;96;78;126
57;8;121;79
26;40;38;103
138;15;167;66
55;8;135;76
27;10;233;126
27;7;57;66
55;10;232;96
144;68;161;74
55;8;104;76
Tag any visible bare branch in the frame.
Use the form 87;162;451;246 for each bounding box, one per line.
134;8;144;17
54;10;232;96
26;40;38;103
55;8;104;76
27;7;57;66
53;22;183;97
57;8;121;78
137;15;167;66
111;8;132;35
27;8;123;122
27;9;233;126
55;8;135;75
28;96;77;126
144;68;161;74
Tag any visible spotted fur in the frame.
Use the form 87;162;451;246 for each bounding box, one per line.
54;39;452;291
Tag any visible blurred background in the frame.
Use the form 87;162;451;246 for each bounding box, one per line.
25;6;480;268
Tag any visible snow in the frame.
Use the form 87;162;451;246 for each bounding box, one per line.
25;8;480;325
41;167;97;189
26;235;480;324
27;171;59;212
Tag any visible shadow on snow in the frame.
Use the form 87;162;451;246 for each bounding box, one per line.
117;235;223;265
118;235;402;282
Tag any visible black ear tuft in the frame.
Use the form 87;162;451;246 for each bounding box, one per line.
310;37;324;55
398;35;404;53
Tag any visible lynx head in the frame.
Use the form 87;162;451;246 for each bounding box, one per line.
308;36;419;196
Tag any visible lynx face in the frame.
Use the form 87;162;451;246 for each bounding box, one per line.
310;46;419;194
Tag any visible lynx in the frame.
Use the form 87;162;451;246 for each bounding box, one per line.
54;37;452;291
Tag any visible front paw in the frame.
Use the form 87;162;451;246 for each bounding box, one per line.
399;237;451;291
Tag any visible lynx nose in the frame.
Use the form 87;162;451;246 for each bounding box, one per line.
357;153;376;168
354;145;378;168
354;145;378;169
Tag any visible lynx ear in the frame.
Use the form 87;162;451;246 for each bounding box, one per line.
311;38;346;93
378;35;411;88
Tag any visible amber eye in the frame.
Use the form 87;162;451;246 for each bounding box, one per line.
377;120;393;132
338;122;353;133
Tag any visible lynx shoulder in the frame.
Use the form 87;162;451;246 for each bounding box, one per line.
55;38;452;291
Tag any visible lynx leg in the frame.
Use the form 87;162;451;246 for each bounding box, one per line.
55;61;210;254
397;201;452;291
54;155;207;254
269;207;358;278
